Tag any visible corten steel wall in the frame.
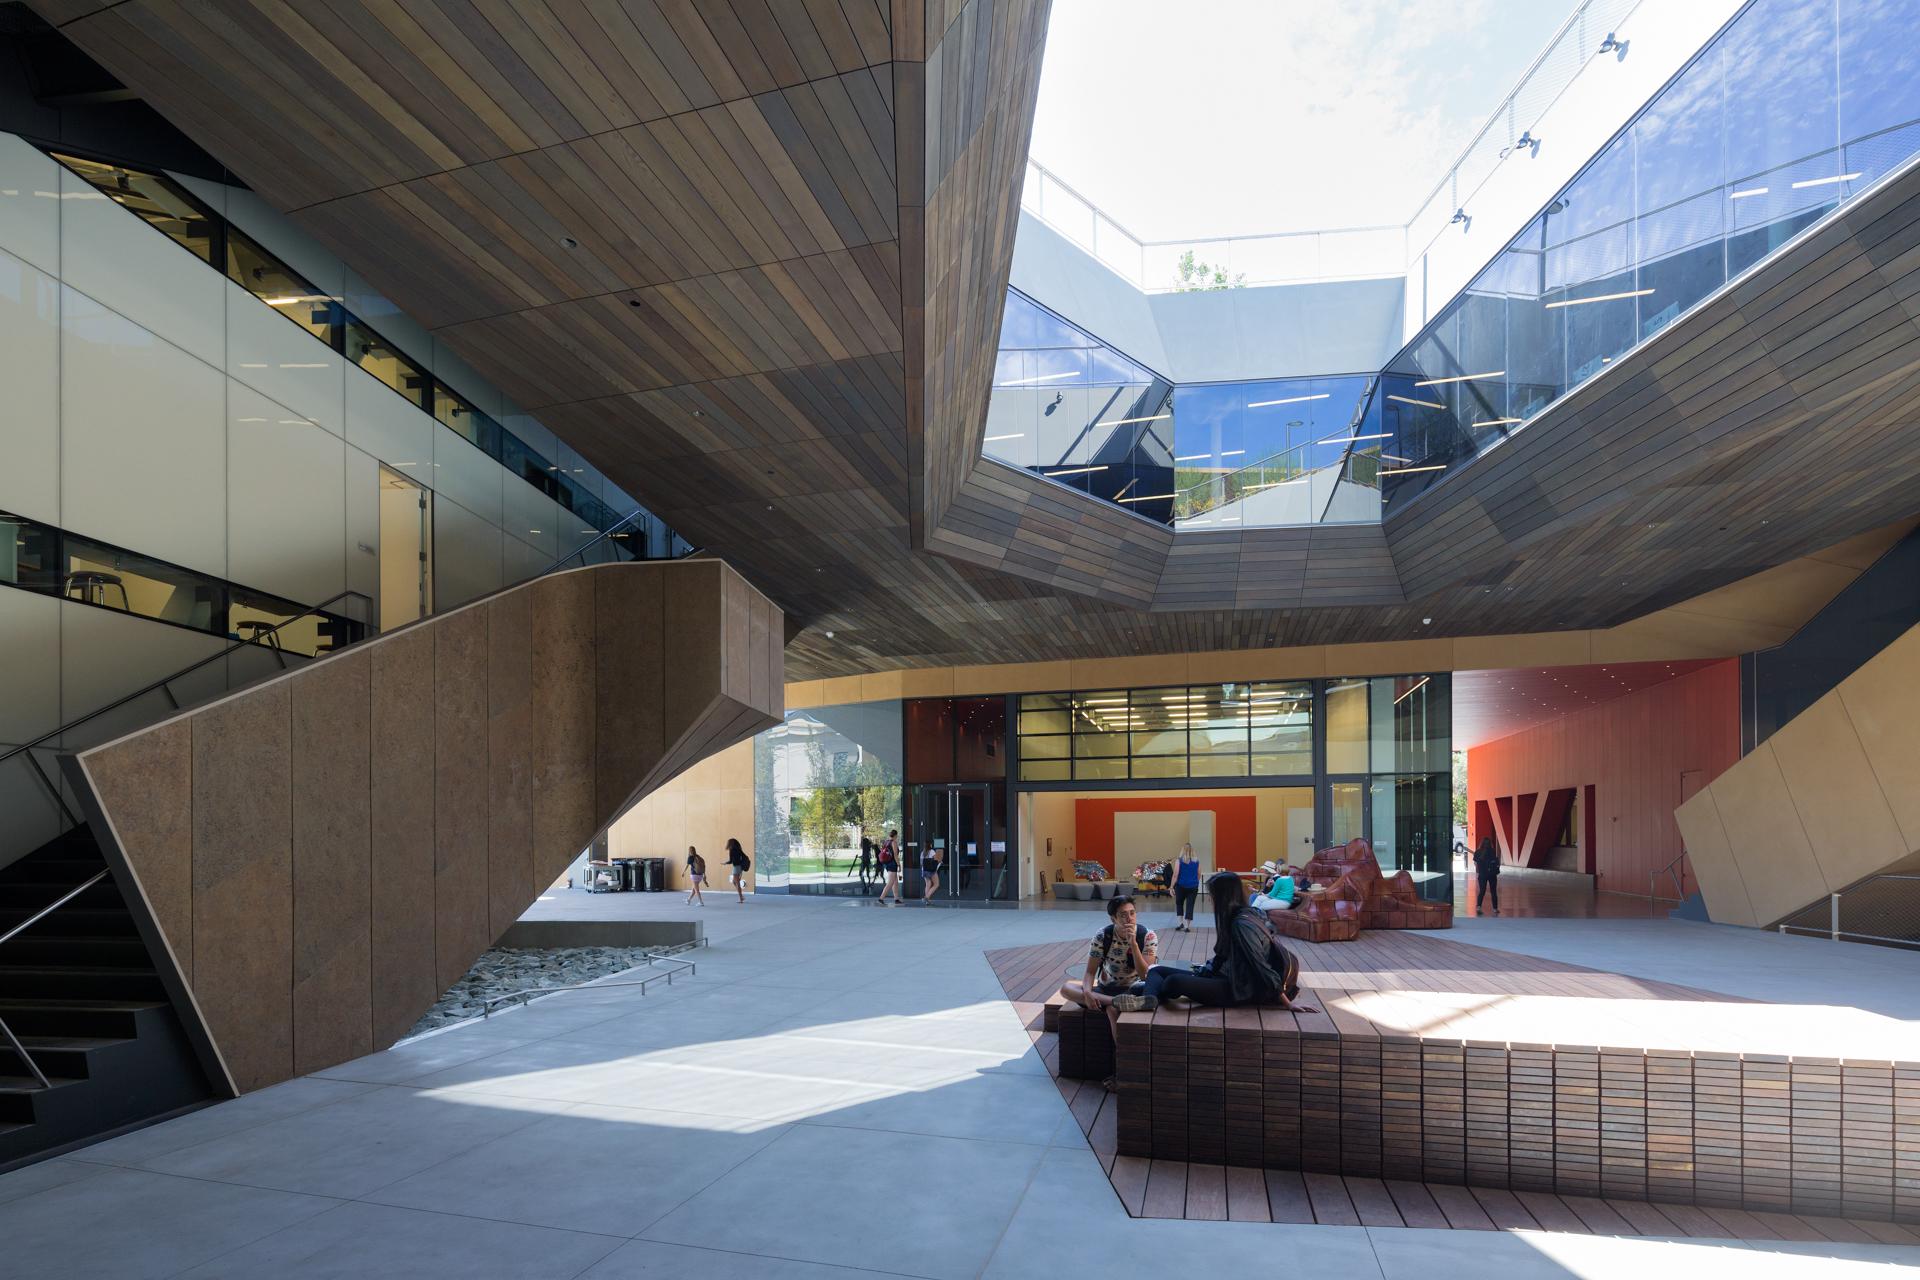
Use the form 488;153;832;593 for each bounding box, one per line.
70;559;782;1095
1467;661;1739;896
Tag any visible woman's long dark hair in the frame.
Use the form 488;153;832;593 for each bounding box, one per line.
726;837;745;859
1208;870;1247;936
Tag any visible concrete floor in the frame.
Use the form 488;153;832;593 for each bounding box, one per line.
2;892;1917;1278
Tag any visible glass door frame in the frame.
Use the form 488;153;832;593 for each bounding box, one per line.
909;782;996;902
1320;775;1370;851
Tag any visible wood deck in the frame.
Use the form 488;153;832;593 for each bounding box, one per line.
990;928;1920;1232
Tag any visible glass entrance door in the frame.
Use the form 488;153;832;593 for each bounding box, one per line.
1325;779;1367;849
910;783;995;902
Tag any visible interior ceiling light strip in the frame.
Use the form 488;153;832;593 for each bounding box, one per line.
1414;371;1503;387
1543;287;1653;310
983;433;1025;441
1221;449;1245;457
1117;492;1176;503
1729;186;1769;199
1378;463;1447;475
1318;431;1390;444
1043;464;1107;477
1393;675;1432;705
1093;413;1171;427
1173;453;1211;461
1473;417;1524;426
1246;393;1330;408
1387;394;1446;409
1792;172;1860;188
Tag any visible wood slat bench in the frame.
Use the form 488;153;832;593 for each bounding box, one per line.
1010;929;1920;1227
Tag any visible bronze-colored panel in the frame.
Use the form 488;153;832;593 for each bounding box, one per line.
665;563;725;741
487;584;536;938
191;684;293;1094
369;627;437;1048
595;563;667;818
83;720;193;976
530;572;598;875
289;652;373;1075
433;605;491;990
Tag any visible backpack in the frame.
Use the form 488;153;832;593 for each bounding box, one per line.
739;851;751;871
1244;908;1303;1003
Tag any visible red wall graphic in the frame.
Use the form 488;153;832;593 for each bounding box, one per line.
1074;796;1259;872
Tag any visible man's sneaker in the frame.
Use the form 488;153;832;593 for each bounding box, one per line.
1111;993;1158;1013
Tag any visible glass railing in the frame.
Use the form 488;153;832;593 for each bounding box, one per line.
1019;0;1651;294
48;149;666;545
1375;0;1920;513
1173;381;1382;527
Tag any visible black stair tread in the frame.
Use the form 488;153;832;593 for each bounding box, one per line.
0;965;158;978
0;997;169;1012
10;1034;129;1051
0;1074;84;1092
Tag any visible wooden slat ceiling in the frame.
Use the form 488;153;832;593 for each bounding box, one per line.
38;0;1920;681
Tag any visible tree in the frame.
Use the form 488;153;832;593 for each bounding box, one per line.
852;754;898;841
752;733;787;871
1451;750;1468;830
1169;248;1246;292
793;742;848;855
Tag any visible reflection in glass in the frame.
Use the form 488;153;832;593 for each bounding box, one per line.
227;228;337;345
53;152;218;265
1324;679;1369;774
346;316;431;408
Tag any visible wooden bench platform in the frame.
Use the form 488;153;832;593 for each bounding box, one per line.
990;928;1920;1226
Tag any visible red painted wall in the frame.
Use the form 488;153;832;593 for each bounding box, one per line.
1074;796;1259;872
1467;660;1740;897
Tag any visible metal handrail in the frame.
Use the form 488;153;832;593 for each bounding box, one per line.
1777;874;1920;949
479;940;707;1018
1649;852;1687;902
0;871;107;951
534;506;651;577
0;868;110;1089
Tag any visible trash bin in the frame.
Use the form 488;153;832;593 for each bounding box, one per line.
644;857;667;891
614;858;640;891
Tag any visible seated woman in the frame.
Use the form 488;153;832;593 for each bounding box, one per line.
1059;896;1160;1060
1250;861;1296;911
1141;871;1316;1011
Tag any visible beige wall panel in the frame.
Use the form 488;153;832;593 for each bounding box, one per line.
531;572;598;880
785;680;826;709
595;564;666;817
487;587;535;938
1675;789;1756;928
1807;519;1917;570
1770;692;1909;894
652;789;690;882
85;722;194;976
288;653;372;1075
1707;741;1823;926
819;675;864;706
1453;632;1594;671
952;661;1071;695
1667;556;1860;632
1591;614;1757;662
1071;655;1191;689
433;606;490;990
1186;647;1328;683
861;668;954;701
1326;639;1454;677
191;684;292;1093
369;628;436;1048
1836;625;1920;850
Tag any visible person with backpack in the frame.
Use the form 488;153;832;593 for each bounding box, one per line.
1140;871;1316;1011
876;828;901;905
725;837;751;903
684;846;706;906
1473;834;1501;915
1058;895;1159;1083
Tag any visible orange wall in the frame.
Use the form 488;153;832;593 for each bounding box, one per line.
1467;660;1739;896
1074;796;1260;872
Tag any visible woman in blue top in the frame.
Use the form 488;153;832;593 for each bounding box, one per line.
1171;843;1201;932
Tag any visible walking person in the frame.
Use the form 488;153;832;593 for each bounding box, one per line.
1473;834;1501;916
877;828;901;905
1170;842;1201;932
922;842;944;902
684;846;707;906
725;837;751;903
856;831;875;893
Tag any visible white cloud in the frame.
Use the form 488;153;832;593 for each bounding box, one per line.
1029;0;1575;239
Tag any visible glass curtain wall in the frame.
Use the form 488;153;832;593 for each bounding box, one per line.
1378;0;1920;509
753;701;904;896
1017;683;1314;782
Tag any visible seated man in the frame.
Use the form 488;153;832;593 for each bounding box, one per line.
1059;896;1159;1081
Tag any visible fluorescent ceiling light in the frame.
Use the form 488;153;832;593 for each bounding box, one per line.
1221;449;1245;456
1378;463;1446;475
984;433;1025;442
1393;676;1432;705
263;294;329;306
1079;697;1126;705
1003;371;1081;386
1044;465;1107;477
1246;479;1306;491
1247;393;1330;408
1414;371;1503;387
1318;432;1390;445
1543;288;1653;310
1388;394;1445;409
1791;172;1860;189
1094;413;1171;427
1729;186;1768;200
1473;417;1524;427
1174;453;1210;461
1117;492;1176;503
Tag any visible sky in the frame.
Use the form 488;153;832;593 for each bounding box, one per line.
1028;0;1579;240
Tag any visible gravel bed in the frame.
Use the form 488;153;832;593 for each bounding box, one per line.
407;946;663;1036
